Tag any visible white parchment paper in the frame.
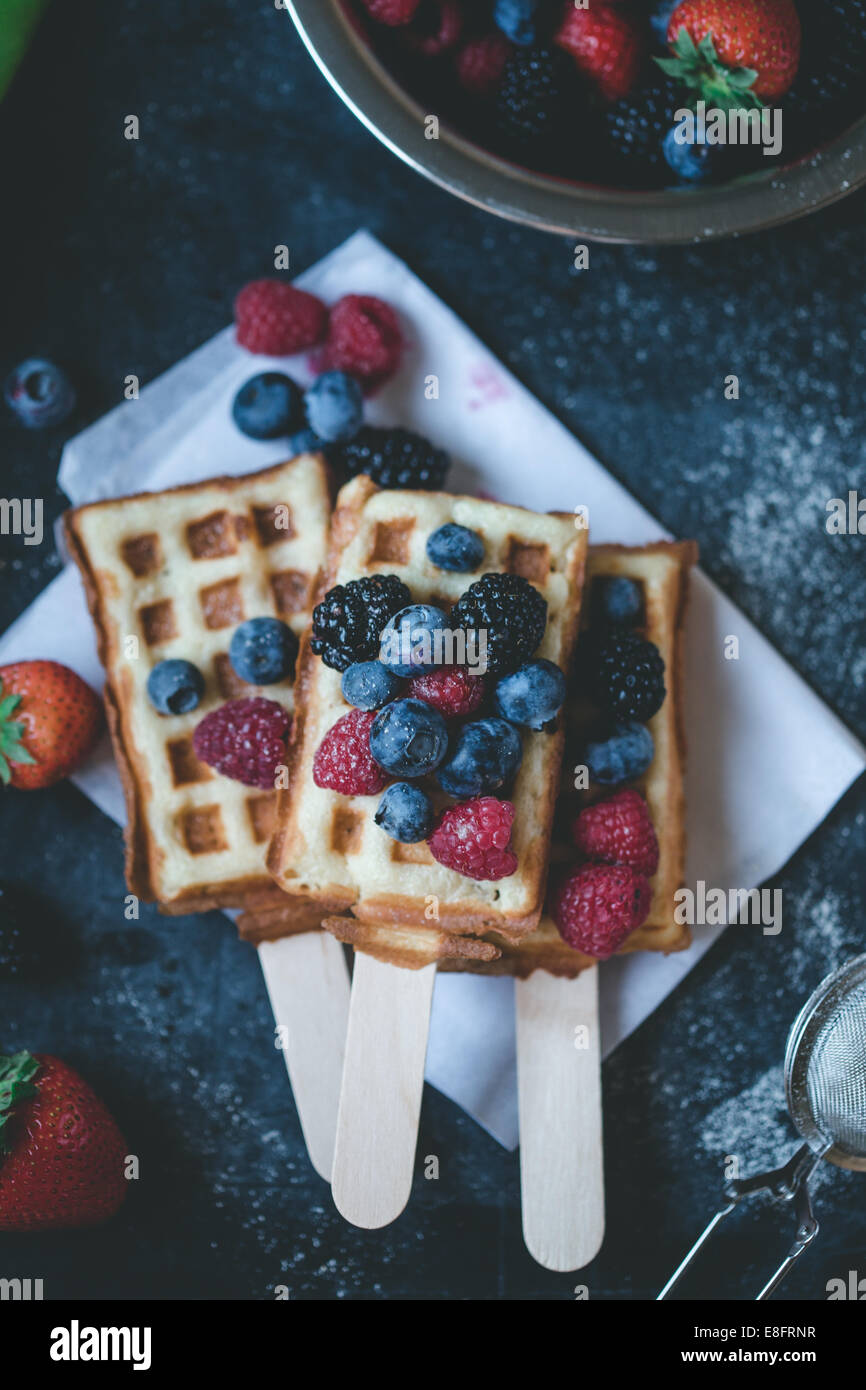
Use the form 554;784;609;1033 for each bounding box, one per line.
2;231;863;1148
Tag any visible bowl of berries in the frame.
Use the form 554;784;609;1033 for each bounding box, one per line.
287;0;866;242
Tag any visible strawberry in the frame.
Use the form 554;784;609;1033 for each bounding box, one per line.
554;0;645;103
0;1051;129;1231
659;0;801;105
0;660;103;789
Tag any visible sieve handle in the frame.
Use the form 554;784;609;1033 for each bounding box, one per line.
657;1144;824;1300
656;1202;737;1300
756;1175;820;1300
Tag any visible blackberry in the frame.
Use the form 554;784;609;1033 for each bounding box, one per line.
496;46;570;147
592;631;665;721
603;78;681;187
331;426;450;490
311;573;411;672
450;572;547;676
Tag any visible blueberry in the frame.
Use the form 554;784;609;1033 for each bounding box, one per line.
596;576;644;627
374;782;435;843
341;660;404;711
379;604;451;677
4;358;75;429
663;126;718;184
584;721;655;786
370;698;449;778
437;717;523;797
650;0;678;44
147;659;205;715
494;0;540;46
229;617;298;685
304;370;364;443
232;372;304;439
494;658;566;730
288;427;323;454
426;523;485;573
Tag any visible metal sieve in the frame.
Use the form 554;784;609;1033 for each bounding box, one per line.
658;954;866;1301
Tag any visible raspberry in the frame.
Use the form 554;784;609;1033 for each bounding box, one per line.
456;33;512;95
428;797;517;881
360;0;421;24
192;698;289;790
552;862;651;958
321;295;403;389
450;571;547;676
405;0;464;55
313;709;389;795
407;665;485;717
571;789;659;876
234;280;327;356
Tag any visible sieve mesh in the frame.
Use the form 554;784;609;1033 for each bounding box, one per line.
805;978;866;1159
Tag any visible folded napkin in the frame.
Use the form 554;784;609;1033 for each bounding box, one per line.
3;231;863;1148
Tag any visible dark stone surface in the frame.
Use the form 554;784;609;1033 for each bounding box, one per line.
0;0;864;1302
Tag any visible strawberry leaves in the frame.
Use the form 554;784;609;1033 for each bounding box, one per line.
0;680;36;785
656;26;763;112
0;1050;40;1157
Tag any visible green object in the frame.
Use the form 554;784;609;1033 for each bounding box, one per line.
656;26;763;113
0;0;49;102
0;679;37;785
0;1050;39;1157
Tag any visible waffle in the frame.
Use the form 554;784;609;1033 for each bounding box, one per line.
267;475;589;938
321;540;697;975
64;454;333;914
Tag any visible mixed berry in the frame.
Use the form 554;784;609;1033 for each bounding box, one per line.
428;797;519;881
309;540;566;882
349;0;866;190
374;781;436;842
312;573;411;671
146;659;206;715
494;657;568;730
312;707;389;795
231;372;304;440
229;616;299;686
231;279;453;496
450;571;548;675
4;358;76;430
369;696;450;776
192;697;290;790
552;570;667;956
426;522;486;572
342;659;407;710
436;715;523;796
552;860;651;958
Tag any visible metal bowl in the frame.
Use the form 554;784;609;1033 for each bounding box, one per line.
286;0;866;244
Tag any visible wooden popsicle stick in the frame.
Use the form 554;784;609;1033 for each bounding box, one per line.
331;953;436;1229
516;967;605;1271
258;931;351;1182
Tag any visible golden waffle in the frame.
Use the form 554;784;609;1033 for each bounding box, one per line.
64;454;333;914
321;540;696;975
267;475;589;938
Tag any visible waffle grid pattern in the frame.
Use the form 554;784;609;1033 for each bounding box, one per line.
268;476;588;936
66;455;331;907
